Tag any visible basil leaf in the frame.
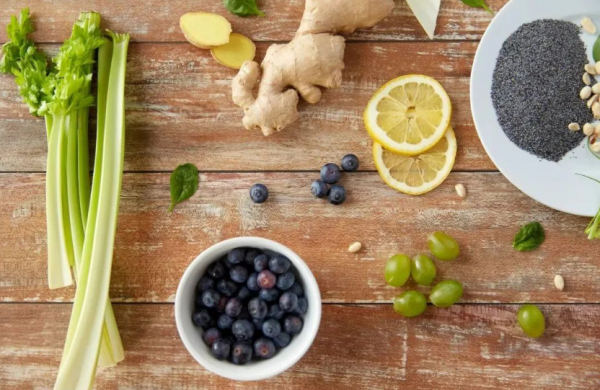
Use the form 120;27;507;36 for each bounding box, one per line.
593;35;600;62
169;163;199;212
460;0;494;15
223;0;265;17
513;222;545;252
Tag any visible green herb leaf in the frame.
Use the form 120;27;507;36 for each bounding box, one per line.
223;0;265;17
593;35;600;63
459;0;494;15
169;164;199;212
513;222;545;252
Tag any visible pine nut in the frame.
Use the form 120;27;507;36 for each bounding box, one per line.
592;142;600;153
593;102;600;118
593;84;600;95
554;275;565;291
587;94;599;108
348;242;362;253
455;184;467;199
586;64;597;75
583;73;592;85
583;123;595;136
581;86;592;100
596;62;600;75
582;17;597;34
595;123;600;136
568;122;581;131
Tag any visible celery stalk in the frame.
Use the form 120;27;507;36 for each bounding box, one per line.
54;32;129;390
67;111;85;270
77;108;91;228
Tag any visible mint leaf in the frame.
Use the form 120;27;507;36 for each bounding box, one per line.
593;35;600;62
223;0;265;17
169;164;199;212
513;222;545;252
460;0;494;15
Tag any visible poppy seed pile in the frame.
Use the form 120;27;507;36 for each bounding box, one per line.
492;19;593;162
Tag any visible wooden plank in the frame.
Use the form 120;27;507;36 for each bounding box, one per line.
1;172;597;304
1;303;598;389
0;42;493;172
0;0;504;44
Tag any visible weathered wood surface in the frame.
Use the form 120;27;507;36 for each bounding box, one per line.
2;304;599;390
1;172;597;304
0;0;502;43
0;42;491;172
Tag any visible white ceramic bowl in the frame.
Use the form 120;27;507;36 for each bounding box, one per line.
174;237;322;381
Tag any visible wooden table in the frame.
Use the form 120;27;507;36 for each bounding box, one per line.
1;1;599;389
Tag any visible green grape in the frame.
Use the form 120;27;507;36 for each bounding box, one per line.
517;305;545;338
427;231;460;261
393;291;427;317
411;254;437;285
430;280;463;307
384;254;411;287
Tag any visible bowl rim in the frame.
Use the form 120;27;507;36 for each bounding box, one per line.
174;237;322;381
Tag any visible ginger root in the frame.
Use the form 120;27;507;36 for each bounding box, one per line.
232;0;394;136
211;33;256;70
180;12;232;49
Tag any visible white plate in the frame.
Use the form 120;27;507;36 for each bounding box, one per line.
471;0;600;217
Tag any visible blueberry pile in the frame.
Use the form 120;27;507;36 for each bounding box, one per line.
311;154;359;205
192;248;308;364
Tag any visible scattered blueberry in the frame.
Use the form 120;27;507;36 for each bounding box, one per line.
244;249;261;266
311;180;329;198
341;154;359;172
203;328;221;346
269;255;291;274
227;248;245;264
225;298;243;318
247;273;260;291
216;296;229;313
230;265;249;284
216;279;237;297
276;272;295;290
259;288;280;302
273;332;292;348
328;185;346;205
254;254;270;272
250;184;269;204
288;282;304;297
192;309;214;328
237;286;251;301
284;316;303;335
279;292;299;312
262;319;282;338
232;320;255;341
320;163;342;184
207;262;226;279
217;314;234;330
202;289;221;308
231;342;253;365
196;276;215;293
268;304;285;320
294;297;309;315
211;339;231;360
257;270;277;289
254;338;277;359
248;298;268;319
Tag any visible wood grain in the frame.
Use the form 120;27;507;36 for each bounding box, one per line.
0;0;506;44
1;172;597;304
1;303;598;390
0;42;493;172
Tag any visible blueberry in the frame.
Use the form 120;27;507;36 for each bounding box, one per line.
288;282;304;297
284;316;303;335
268;304;285;320
196;276;215;293
273;332;292;348
217;314;234;330
216;296;229;313
244;249;261;266
311;180;329;198
320;163;341;184
259;288;280;302
248;298;268;319
254;254;270;272
225;298;243;318
269;255;291;274
201;289;221;308
207;262;226;279
231;342;253;365
232;320;255;341
250;183;269;204
216;279;237;297
279;292;299;312
192;309;214;328
276;272;295;290
211;338;231;360
257;270;277;289
341;154;359;172
328;185;346;205
294;297;309;315
227;248;245;264
247;273;260;291
237;286;251;301
262;319;282;338
254;338;277;359
203;328;221;346
230;265;249;284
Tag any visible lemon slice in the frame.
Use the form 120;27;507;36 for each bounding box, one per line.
373;126;457;195
364;75;452;155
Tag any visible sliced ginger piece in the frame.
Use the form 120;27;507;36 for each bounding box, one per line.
211;33;256;70
180;12;232;49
